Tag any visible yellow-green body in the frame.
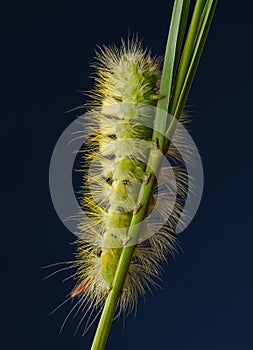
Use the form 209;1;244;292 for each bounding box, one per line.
97;49;160;286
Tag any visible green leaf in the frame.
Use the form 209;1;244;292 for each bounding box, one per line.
168;0;207;117
156;0;187;114
173;0;190;83
155;0;189;152
169;0;218;123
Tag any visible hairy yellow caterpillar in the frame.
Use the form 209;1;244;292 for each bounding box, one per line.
48;0;219;344
64;39;193;325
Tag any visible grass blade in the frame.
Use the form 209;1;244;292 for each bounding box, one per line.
155;0;189;153
173;0;190;82
169;0;207;116
169;0;218;121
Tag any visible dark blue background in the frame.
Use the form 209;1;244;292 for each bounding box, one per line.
2;1;253;349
